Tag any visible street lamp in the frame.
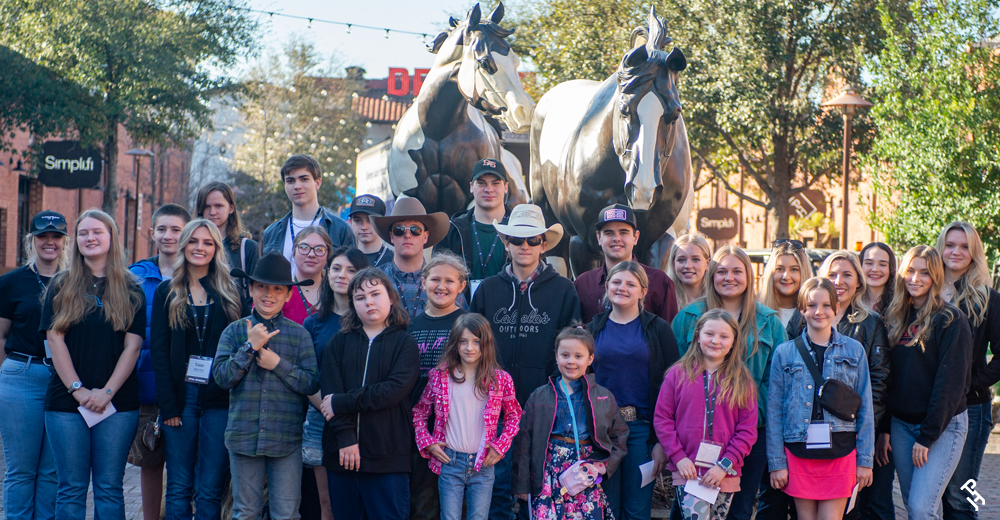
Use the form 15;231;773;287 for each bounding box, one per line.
822;85;871;249
125;148;155;262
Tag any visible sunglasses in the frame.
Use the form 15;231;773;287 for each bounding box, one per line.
295;244;328;257
506;235;544;247
392;225;425;237
36;217;67;232
771;239;804;250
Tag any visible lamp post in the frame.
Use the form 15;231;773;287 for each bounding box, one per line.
822;86;871;250
125;148;155;262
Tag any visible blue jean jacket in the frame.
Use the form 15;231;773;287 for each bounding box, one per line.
766;328;874;471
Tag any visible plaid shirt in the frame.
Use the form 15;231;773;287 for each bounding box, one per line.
213;311;319;457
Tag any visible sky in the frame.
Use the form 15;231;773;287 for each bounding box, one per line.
244;0;480;80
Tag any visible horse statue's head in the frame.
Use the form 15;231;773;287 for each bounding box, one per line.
427;3;535;133
612;6;687;211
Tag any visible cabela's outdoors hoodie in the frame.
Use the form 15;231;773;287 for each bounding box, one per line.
470;262;581;405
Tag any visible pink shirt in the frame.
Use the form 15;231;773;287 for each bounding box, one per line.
281;286;316;325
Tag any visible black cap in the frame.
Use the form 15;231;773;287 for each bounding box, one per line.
471;158;507;182
349;194;387;217
595;203;637;230
30;211;68;236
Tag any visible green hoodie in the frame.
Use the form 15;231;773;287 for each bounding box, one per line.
672;300;787;427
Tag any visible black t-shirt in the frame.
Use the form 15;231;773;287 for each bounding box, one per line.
364;245;394;268
786;339;856;459
40;276;146;413
0;265;51;358
407;308;466;405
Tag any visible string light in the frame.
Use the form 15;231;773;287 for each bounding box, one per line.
234;6;432;38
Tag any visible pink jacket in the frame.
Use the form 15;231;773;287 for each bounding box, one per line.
413;367;522;475
653;365;758;493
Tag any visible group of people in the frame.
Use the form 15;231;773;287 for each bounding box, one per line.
0;151;994;520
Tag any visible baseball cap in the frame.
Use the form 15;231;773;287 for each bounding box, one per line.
594;203;637;230
471;158;507;182
30;210;68;236
348;194;387;217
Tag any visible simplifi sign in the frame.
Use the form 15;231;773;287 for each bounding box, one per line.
39;141;102;189
697;207;739;240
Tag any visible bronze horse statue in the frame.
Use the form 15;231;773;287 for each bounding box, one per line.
530;7;693;276
388;3;534;215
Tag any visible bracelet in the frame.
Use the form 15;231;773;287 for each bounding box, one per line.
105;388;112;395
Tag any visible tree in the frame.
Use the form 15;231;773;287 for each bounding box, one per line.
508;0;889;239
229;38;367;233
0;0;259;215
866;0;1000;260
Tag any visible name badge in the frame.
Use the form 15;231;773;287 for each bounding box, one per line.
185;356;214;384
806;422;832;449
470;279;483;299
694;440;723;468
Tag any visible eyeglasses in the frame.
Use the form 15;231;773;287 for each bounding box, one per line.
295;244;328;257
771;239;804;250
392;225;425;237
506;235;544;247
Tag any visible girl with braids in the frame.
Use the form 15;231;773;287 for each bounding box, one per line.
150;219;244;520
935;222;1000;520
40;210;146;520
884;246;973;520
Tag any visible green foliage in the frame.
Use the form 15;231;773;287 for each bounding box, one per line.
229;38;367;231
507;0;889;238
866;0;1000;261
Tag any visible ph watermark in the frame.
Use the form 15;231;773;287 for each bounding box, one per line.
961;479;986;511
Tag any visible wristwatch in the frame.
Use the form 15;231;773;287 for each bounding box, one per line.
715;457;737;476
240;341;255;354
67;381;83;394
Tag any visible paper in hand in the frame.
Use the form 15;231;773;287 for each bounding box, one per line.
845;483;860;513
684;479;720;504
639;460;656;488
78;403;117;428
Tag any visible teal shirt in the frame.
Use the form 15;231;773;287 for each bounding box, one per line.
672;300;787;427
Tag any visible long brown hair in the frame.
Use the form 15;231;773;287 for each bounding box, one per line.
703;246;760;356
437;313;502;398
860;242;896;312
167;220;242;329
340;267;410;333
935;221;991;326
195;181;247;251
50;210;142;333
886;246;957;346
676;308;755;409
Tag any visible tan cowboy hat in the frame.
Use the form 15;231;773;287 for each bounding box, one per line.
373;197;450;248
492;204;564;252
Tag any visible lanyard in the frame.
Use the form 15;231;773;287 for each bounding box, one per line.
31;263;49;296
471;221;500;275
373;245;388;266
188;291;211;355
703;371;718;441
296;285;316;316
289;207;322;243
559;378;583;460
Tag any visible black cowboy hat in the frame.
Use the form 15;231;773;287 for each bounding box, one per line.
231;251;314;287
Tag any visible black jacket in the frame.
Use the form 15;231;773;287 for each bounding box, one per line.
953;279;1000;405
888;304;973;447
321;325;419;473
433;206;512;277
151;279;236;419
786;305;891;431
470;264;581;405
514;374;629;496
588;309;679;444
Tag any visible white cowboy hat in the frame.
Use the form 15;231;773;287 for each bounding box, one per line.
492;204;564;252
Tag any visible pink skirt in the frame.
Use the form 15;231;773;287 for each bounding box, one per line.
783;448;856;500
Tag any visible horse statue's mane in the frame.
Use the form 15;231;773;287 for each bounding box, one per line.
427;9;513;56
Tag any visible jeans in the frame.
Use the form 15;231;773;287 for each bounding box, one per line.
729;427;768;520
489;442;530;520
0;358;58;520
326;470;410;520
942;401;993;520
892;412;968;520
439;447;496;520
603;419;654;520
45;408;140;520
230;450;303;520
163;383;230;520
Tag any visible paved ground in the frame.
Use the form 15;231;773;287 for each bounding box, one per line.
2;432;1000;519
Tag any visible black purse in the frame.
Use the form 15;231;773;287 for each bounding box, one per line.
141;414;161;452
794;336;862;421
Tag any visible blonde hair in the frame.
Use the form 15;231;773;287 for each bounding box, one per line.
886;246;957;346
818;251;873;324
422;251;469;284
757;243;813;312
935;222;990;326
167;220;243;330
50;210;142;333
667;233;712;309
676;308;755;409
704;246;761;356
602;260;649;312
21;232;68;271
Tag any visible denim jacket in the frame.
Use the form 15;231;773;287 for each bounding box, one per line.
766;328;874;471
